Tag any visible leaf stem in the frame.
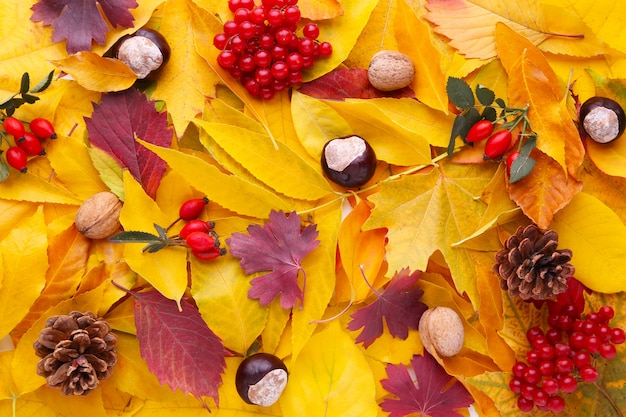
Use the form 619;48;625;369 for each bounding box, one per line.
595;382;622;416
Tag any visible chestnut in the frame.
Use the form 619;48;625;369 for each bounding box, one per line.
321;135;377;188
114;28;171;79
579;96;625;144
235;353;288;407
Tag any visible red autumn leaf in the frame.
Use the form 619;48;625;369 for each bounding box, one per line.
381;352;474;417
226;210;320;309
30;0;137;54
84;88;172;198
299;68;415;100
348;268;427;348
133;290;227;406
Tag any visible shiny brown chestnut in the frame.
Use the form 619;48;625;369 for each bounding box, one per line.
235;353;288;407
579;96;625;144
321;135;377;188
114;28;171;79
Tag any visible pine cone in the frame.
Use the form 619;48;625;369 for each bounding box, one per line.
33;311;118;395
493;224;575;300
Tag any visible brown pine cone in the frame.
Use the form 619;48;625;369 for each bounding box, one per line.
493;224;575;300
33;311;118;395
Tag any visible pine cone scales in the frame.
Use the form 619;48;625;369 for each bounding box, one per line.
34;311;118;395
494;224;575;300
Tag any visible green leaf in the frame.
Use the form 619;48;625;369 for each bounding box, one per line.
143;242;167;253
448;114;466;156
30;71;54;93
21;94;39;104
476;85;495;106
153;223;168;240
509;136;536;183
0;159;9;182
461;108;482;140
109;230;162;243
19;72;30;95
446;77;475;109
481;106;497;121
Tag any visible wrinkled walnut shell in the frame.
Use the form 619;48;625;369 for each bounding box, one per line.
367;50;415;91
419;306;464;357
75;191;122;239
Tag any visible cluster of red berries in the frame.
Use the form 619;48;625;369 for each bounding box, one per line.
176;197;226;261
465;119;515;162
214;0;332;100
2;116;56;173
509;287;624;412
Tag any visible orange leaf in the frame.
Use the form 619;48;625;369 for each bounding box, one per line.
507;149;582;229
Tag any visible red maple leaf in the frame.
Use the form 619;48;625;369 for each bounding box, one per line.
380;353;474;417
299;68;415;100
84;88;172;198
133;291;227;407
226;210;320;309
347;268;427;348
31;0;137;54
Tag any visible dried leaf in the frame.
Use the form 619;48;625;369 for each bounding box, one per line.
84;88;173;199
51;52;137;92
133;290;226;405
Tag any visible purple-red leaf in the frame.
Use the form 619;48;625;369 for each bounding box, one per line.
226;210;320;309
348;268;427;348
31;0;137;53
84;88;172;198
299;68;415;100
381;353;474;417
133;291;227;406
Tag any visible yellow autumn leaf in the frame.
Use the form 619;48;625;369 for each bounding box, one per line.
0;200;37;241
0;171;82;205
51;52;137;92
425;0;549;60
551;192;626;293
139;140;291;218
396;0;448;112
299;0;344;20
87;146;125;199
119;171;188;305
281;321;378;417
565;0;626;55
194;120;334;200
0;205;47;338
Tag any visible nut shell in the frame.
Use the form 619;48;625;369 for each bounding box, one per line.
321;135;377;188
114;28;171;79
579;96;625;144
419;306;464;357
367;50;415;91
75;192;122;239
235;353;288;407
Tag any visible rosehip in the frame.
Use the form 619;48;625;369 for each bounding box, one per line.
29;117;57;139
5;146;27;172
179;197;209;220
506;151;521;176
3;116;25;139
484;130;512;159
193;247;226;261
465;120;493;143
185;231;218;252
179;219;215;240
17;132;45;156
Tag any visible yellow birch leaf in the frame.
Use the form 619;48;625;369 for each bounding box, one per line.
0;200;37;241
507;149;582;229
0;206;47;338
194;120;333;200
579;159;626;221
550;192;626;293
566;0;626;55
191;238;268;354
50;52;137;92
299;0;344;20
119;171;188;305
0;171;82;205
139;140;291;218
425;0;549;60
396;0;448;112
281;321;378;417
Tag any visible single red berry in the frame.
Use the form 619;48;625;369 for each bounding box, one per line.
512;361;527;378
523;367;541;385
611;327;625;344
599;342;617;359
192;247;225;261
275;28;293;45
179;219;215;240
569;332;586;351
283;6;301;24
223;21;239;37
517;396;534;412
579;365;599;383
542;378;559;395
506;151;521;176
17;132;45;156
520;383;537;401
250;6;266;24
218;50;237;68
302;23;320;39
509;377;523;394
318;41;333;57
527;326;544;342
484;130;512;159
3;116;25;139
266;8;283;27
572;350;591;369
254;49;272;68
554;357;574;374
185;231;218;252
598;305;615;322
239;0;254;10
558;375;577;393
271;61;289;80
533;389;549;408
526;350;541;366
213;33;228;50
239;21;258;40
466;120;493;143
547;395;565;413
179;197;209;220
5;146;28;172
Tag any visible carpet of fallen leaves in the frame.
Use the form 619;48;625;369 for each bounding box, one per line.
2;0;626;416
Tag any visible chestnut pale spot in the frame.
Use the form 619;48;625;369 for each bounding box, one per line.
247;368;288;407
324;136;366;171
583;107;619;143
117;36;164;79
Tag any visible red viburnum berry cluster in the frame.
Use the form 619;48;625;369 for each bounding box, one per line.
509;278;625;413
2;116;56;173
214;0;332;100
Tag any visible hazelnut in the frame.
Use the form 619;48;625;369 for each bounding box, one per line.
235;353;288;407
418;306;464;357
579;96;625;144
75;191;123;239
114;28;171;79
321;135;377;188
367;50;415;91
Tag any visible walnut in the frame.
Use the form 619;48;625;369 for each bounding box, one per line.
75;192;122;239
367;50;415;91
418;306;465;357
